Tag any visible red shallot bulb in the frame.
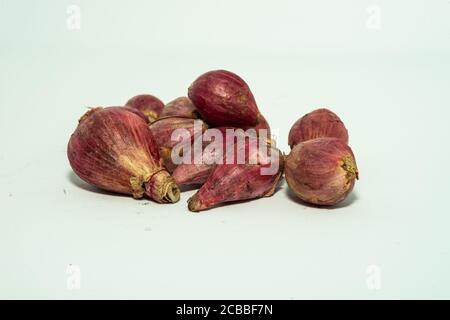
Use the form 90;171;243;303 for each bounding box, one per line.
188;70;270;135
125;94;164;123
67;107;180;203
187;135;284;211
160;97;199;119
285;137;358;206
288;108;349;148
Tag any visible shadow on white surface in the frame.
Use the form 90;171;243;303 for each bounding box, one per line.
286;188;358;210
67;171;130;198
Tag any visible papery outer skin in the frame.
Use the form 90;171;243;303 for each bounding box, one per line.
187;137;284;212
123;107;150;124
253;114;270;132
171;127;229;187
288;108;349;148
173;164;214;187
149;117;208;172
285;137;358;206
160;97;199;119
144;170;180;203
171;136;215;187
85;106;150;126
188;70;270;134
171;127;255;187
67;107;180;203
125;94;164;123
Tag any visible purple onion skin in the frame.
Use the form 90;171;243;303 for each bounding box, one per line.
171;128;226;187
285;137;358;206
160;97;199;119
188;70;270;133
288;108;349;149
187;137;284;212
149;117;208;172
67;107;180;203
173;164;214;187
125;94;164;123
171;127;254;187
123;107;150;124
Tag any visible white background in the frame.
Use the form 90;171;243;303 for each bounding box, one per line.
0;0;449;299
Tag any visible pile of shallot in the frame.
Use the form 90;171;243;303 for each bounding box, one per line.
67;70;358;212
